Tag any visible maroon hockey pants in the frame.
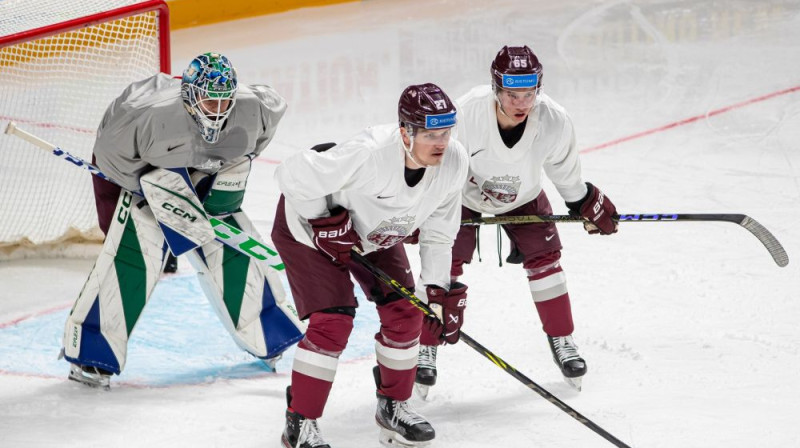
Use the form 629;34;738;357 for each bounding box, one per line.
422;191;574;345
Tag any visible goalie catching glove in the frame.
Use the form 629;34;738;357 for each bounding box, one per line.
424;282;468;344
308;207;360;265
566;182;618;235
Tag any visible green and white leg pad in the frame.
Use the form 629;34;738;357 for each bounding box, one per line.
187;211;305;362
63;190;167;374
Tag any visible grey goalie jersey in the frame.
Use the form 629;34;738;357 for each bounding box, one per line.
93;73;287;192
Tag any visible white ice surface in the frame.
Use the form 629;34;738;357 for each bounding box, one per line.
2;1;799;447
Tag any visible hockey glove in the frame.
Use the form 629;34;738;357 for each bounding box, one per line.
308;208;360;265
566;182;618;235
424;282;468;344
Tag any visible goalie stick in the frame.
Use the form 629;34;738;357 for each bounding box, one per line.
463;213;789;267
350;248;633;448
4;122;284;271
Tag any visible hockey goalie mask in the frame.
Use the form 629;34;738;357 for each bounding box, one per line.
181;53;238;144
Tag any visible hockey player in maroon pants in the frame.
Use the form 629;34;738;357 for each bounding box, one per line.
272;83;469;448
415;45;619;396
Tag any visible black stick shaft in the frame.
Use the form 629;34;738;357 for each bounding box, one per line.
462;213;747;225
350;250;633;448
462;213;788;267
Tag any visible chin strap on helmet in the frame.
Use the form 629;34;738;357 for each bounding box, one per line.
400;133;428;169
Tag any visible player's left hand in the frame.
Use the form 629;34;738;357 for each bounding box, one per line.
424;282;468;344
567;182;618;235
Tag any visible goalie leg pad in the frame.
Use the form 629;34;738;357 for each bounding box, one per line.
63;190;166;374
186;210;305;360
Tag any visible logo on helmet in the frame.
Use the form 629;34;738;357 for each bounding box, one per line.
425;112;457;129
502;73;539;89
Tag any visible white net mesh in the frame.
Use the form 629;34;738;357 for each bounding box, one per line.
0;0;167;256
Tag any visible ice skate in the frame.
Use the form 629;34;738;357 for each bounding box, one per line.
376;392;435;447
374;365;434;446
281;387;331;448
414;345;437;400
547;334;586;391
68;363;111;390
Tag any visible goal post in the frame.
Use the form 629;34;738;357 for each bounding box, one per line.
0;0;170;258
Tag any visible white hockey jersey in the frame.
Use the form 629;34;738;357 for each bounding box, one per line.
93;73;287;192
455;85;588;215
276;124;469;288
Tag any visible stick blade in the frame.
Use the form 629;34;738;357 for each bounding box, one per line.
740;216;789;267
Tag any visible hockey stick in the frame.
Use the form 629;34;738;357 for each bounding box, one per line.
350;249;633;448
463;213;789;267
4;122;285;271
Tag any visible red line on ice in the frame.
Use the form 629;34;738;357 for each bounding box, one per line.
0;303;71;329
580;85;800;154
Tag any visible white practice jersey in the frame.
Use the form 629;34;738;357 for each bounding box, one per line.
93;73;287;192
276;124;469;289
455;85;588;215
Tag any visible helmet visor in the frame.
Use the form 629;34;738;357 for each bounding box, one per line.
496;87;538;108
414;127;452;145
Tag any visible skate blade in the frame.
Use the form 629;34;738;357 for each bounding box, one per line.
378;427;431;448
68;364;111;390
68;372;110;390
413;383;430;400
564;375;582;391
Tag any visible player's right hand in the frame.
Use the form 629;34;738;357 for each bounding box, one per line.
308;208;360;265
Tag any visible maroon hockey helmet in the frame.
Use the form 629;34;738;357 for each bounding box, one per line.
491;45;543;90
398;83;457;132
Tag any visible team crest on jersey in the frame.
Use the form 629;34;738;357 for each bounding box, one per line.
481;175;521;204
367;215;416;247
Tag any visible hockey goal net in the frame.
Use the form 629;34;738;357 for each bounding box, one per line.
0;0;170;259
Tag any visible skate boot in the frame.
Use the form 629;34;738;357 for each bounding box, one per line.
414;345;437;400
68;363;112;390
547;334;587;391
281;386;331;448
374;366;435;447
